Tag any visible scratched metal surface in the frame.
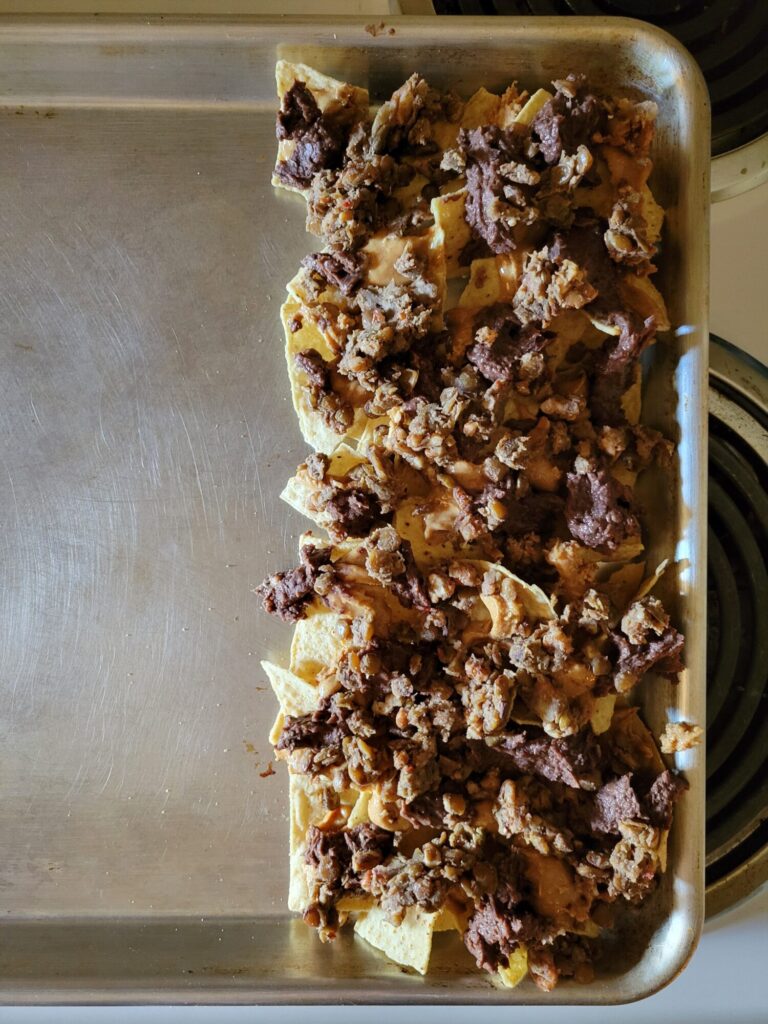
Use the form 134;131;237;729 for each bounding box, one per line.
0;17;708;1004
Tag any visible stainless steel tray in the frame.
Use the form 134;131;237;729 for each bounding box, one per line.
0;15;708;1005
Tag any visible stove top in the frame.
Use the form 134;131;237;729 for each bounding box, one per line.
706;337;768;915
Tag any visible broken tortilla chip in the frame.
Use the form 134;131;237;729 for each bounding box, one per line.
590;694;617;735
458;251;528;308
289;610;347;683
468;560;557;624
431;190;472;279
514;88;553;126
497;946;529;989
262;660;320;718
355;905;439;975
281;300;348;454
273;61;369;197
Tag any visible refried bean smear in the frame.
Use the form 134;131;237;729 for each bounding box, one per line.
256;61;696;991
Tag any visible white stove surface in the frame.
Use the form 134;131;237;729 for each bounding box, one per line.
711;181;768;365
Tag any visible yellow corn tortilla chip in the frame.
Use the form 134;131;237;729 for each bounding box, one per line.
355;905;439;976
363;232;446;329
281;443;366;522
282;300;348;454
638;184;664;244
431;190;471;279
268;711;285;747
461;86;501;129
289;610;347;682
514;88;552;126
590;694;617;735
356;414;390;455
633;558;670;602
574;157;615;218
622;363;643;425
337;893;375;913
497;86;527;128
288;772;325;911
273;61;369;197
432;118;462;152
393;493;479;567
287;775;364;912
497;946;528;989
588;315;621;337
275;61;369;119
620;273;671;332
347;789;371;828
467;560;557;623
392;171;431;210
286;259;352;309
458;251;528;308
262;661;320;718
433;905;463;933
601;560;647;610
610;707;666;775
601;144;653;192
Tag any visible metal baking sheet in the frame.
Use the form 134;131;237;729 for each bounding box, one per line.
0;15;708;1005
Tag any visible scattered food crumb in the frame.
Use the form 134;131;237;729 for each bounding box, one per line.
660;720;704;753
259;761;276;778
365;21;388;37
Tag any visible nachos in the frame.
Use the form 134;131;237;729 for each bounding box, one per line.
257;62;690;991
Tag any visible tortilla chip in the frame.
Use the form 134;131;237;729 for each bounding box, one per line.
458;251;528;308
633;558;670;602
574;157;615;218
363;233;445;313
514;88;552;126
356;414;391;455
355;905;439;975
588;315;621;337
433;905;463;933
286;260;354;310
289;610;347;682
461;86;501;129
261;661;320;718
497;946;528;989
393;492;479;567
601;144;653;192
273;61;369;197
287;775;365;912
431;190;472;279
392;171;431;211
600;561;647;610
281;442;366;523
468;560;557;623
268;711;285;747
622;363;643;425
620;273;671;332
347;789;371;828
497;85;527;128
638;184;664;244
275;61;368;118
337;893;376;913
590;694;617;735
281;300;350;454
288;773;324;911
610;707;666;775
